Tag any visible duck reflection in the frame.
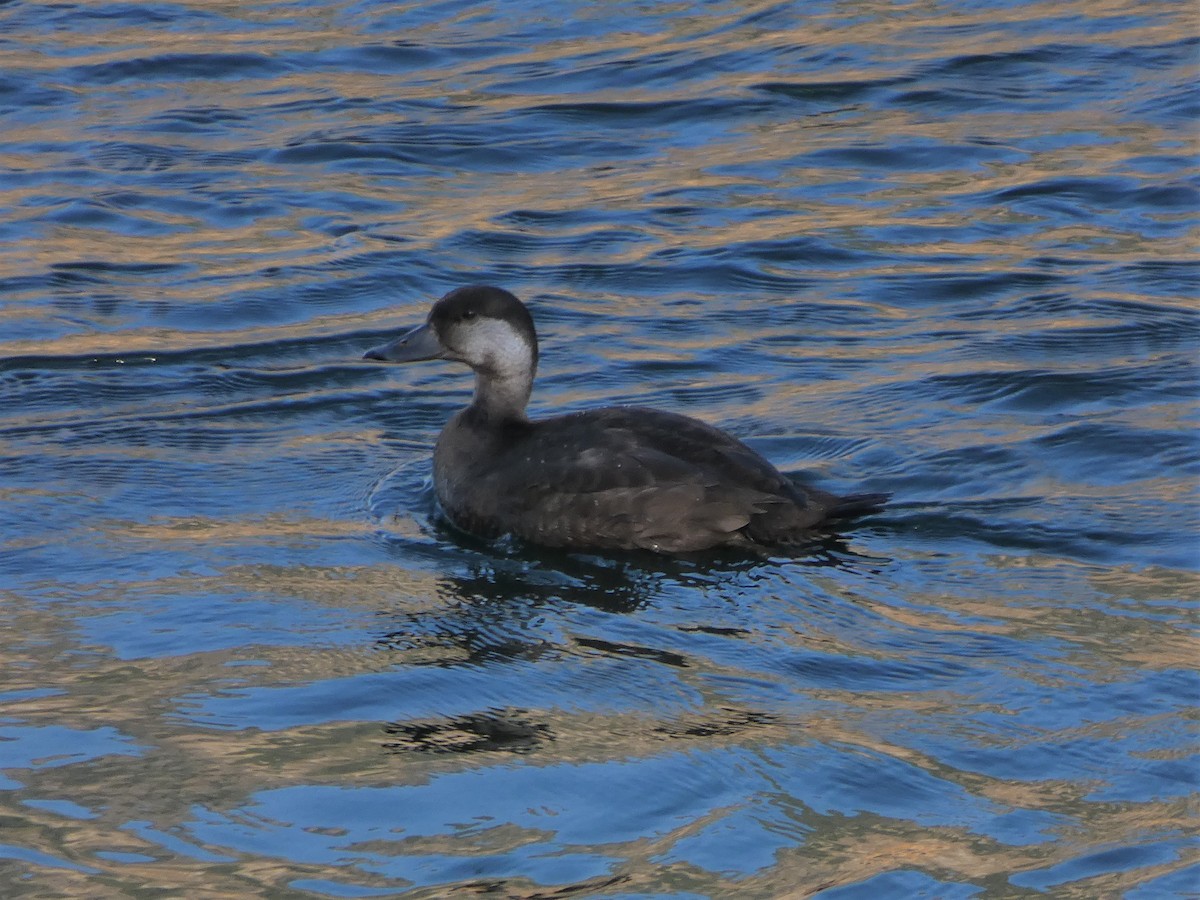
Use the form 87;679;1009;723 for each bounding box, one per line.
382;707;551;755
371;526;890;758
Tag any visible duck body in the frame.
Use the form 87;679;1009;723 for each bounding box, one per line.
365;285;886;555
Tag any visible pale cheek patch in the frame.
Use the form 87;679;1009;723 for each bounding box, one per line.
462;319;534;377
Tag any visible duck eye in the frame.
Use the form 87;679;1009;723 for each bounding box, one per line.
461;310;476;321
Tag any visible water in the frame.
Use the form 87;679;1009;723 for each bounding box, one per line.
2;0;1197;896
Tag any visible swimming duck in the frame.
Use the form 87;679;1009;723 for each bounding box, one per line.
364;285;887;554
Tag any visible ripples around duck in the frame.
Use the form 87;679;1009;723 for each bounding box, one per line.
1;0;1197;897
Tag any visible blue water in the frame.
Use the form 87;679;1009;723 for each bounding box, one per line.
2;0;1197;896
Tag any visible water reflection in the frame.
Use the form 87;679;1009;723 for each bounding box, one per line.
382;708;552;755
2;0;1197;895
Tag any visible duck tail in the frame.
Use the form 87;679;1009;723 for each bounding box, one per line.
828;491;890;519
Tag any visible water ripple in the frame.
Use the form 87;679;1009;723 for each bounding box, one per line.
0;0;1195;896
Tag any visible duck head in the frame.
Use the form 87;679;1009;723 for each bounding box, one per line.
364;285;539;421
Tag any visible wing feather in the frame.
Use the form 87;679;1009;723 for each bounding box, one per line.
450;407;827;551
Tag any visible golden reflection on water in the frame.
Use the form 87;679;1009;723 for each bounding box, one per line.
2;0;1195;894
1;0;1191;294
4;542;1195;893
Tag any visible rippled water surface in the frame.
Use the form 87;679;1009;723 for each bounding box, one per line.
2;0;1198;896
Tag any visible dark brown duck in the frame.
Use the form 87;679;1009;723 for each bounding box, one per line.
364;285;887;554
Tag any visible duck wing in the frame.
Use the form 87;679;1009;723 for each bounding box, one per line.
480;407;840;552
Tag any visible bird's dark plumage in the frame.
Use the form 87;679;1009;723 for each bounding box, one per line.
364;285;887;554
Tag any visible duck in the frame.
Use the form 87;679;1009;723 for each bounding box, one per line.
363;285;887;554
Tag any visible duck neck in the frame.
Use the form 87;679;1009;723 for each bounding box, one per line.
469;366;532;424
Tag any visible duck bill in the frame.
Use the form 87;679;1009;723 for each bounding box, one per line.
363;322;444;363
